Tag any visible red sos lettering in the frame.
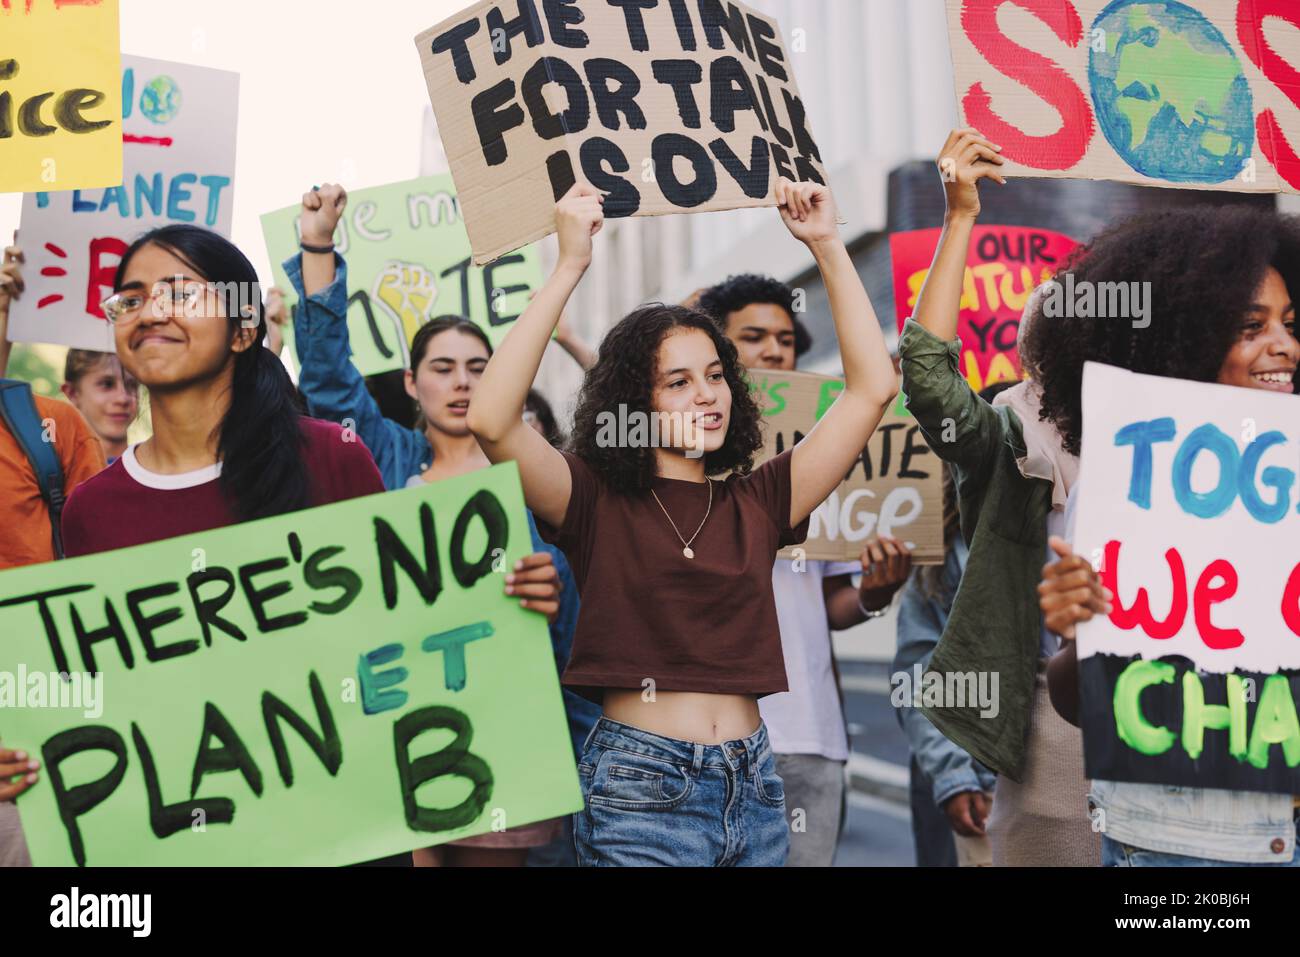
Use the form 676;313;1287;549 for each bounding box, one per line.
960;0;1300;188
959;0;1094;170
1237;0;1300;190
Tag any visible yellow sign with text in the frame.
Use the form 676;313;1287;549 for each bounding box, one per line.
2;0;122;193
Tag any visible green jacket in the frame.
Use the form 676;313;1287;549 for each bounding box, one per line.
898;320;1052;781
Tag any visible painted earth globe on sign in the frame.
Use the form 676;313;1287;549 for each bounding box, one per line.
1088;0;1254;184
139;75;182;124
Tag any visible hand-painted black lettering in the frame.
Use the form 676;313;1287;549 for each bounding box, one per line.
126;582;199;663
543;0;589;48
135;722;232;837
394;705;493;832
0;584;94;676
186;567;246;646
522;56;591;140
651;59;704;128
303;546;362;615
584;58;647;131
375;503;443;610
483;255;531;327
472;78;527;166
262;671;342;787
486;0;545;65
746;14;787;81
605;0;657;52
238;558;308;633
190;702;264;799
710;56;764;134
652;133;718;208
430;19;483;84
579;137;641;216
43;725;128;868
70;597;135;674
450;490;508;588
709;135;769;197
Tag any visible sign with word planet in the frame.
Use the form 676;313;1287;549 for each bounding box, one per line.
1;0;122;193
890;224;1078;392
9;54;238;353
1074;363;1300;794
261;175;544;377
0;463;580;866
416;0;827;263
945;0;1300;193
749;369;944;565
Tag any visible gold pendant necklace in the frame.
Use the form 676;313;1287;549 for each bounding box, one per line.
650;479;712;560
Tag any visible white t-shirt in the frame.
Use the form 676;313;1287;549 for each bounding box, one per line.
759;558;860;761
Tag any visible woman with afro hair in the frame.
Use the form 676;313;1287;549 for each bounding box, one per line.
468;178;898;866
901;127;1300;867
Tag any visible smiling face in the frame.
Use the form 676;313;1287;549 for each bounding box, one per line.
112;243;254;392
1216;267;1299;393
723;303;797;371
405;328;490;436
650;327;733;457
62;356;139;445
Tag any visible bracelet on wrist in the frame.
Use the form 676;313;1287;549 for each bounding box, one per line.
300;241;335;255
856;593;890;620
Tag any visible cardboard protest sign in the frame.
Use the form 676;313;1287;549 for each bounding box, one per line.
891;225;1078;392
945;0;1300;193
416;0;826;264
261;175;544;377
1074;363;1300;794
749;369;944;565
0;463;581;866
8;55;238;352
1;0;122;193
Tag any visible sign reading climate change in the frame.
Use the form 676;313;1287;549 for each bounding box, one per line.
750;370;944;565
8;55;238;353
0;464;580;866
945;0;1300;193
890;225;1078;392
1074;364;1300;794
416;0;826;264
1;0;122;193
261;175;544;378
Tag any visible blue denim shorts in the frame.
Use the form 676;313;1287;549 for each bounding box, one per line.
573;716;789;867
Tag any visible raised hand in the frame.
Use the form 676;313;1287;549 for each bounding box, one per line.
0;246;24;314
554;182;605;273
373;261;439;342
937;128;1006;220
300;183;348;248
775;178;838;247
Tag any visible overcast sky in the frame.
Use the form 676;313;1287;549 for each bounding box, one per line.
0;0;466;286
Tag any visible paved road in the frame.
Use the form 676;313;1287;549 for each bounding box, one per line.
833;660;917;866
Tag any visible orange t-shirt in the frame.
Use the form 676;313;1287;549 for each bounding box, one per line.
0;395;106;569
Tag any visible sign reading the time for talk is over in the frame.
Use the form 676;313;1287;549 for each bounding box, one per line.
416;0;827;263
0;463;580;866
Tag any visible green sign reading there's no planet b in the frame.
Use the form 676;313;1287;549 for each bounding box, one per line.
0;463;580;866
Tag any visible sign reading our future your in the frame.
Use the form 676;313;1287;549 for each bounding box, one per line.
945;0;1300;193
0;464;580;866
261;175;543;378
1074;363;1300;795
416;0;827;264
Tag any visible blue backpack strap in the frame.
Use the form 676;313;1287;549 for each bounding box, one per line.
0;379;67;559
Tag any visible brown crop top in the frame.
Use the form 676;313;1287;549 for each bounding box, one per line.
535;449;809;702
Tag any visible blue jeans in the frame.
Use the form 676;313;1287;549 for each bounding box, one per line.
1102;815;1300;866
573;716;789;867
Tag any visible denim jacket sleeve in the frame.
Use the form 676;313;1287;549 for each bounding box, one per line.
893;540;998;806
285;252;428;491
899;320;1006;502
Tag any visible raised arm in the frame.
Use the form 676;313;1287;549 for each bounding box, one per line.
468;183;605;527
900;129;1008;476
290;184;427;490
784;179;899;525
0;245;24;378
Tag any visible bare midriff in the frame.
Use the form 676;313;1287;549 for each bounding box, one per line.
601;689;762;745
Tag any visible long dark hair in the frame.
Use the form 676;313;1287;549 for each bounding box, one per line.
113;225;309;521
570;304;764;493
1020;206;1300;456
